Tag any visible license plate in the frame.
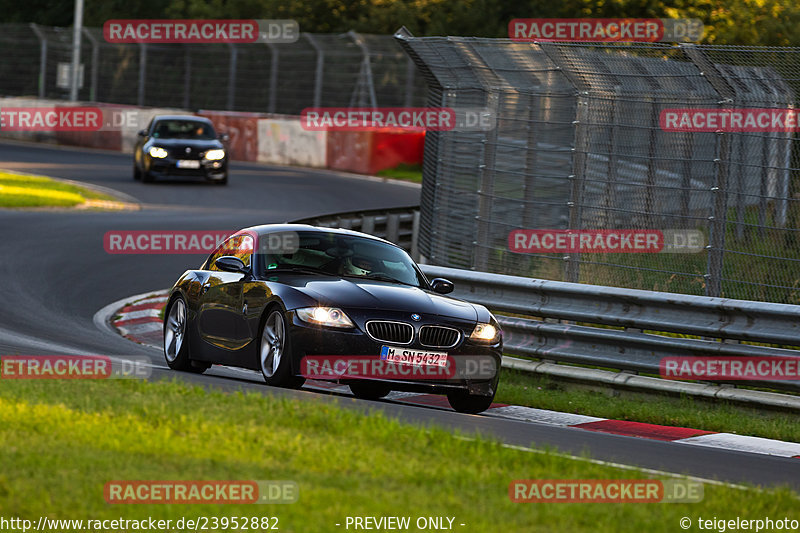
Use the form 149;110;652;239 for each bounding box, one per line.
176;160;201;169
380;346;448;367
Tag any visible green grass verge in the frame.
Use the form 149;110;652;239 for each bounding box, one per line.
376;163;423;183
0;171;115;207
0;379;795;532
496;368;800;443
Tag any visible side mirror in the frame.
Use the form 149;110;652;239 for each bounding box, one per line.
214;256;248;274
430;278;454;295
137;129;148;137
218;133;230;142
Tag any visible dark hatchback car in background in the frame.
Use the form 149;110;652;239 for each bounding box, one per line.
163;225;503;413
133;115;229;185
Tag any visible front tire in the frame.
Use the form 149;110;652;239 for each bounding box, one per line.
259;308;304;388
133;163;141;180
163;296;208;373
446;390;495;414
141;160;154;183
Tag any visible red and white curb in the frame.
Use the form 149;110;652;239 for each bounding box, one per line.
107;291;800;460
112;293;168;348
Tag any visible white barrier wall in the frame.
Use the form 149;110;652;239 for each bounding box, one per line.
0;97;60;144
257;118;327;168
0;98;184;152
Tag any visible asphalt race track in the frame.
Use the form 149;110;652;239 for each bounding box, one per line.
1;140;799;491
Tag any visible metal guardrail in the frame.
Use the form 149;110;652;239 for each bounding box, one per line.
419;264;800;393
292;206;420;260
293;206;800;395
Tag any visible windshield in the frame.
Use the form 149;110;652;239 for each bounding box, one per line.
151;120;216;140
260;231;426;288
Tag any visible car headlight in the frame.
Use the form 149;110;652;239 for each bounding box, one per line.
204;149;226;161
296;306;354;328
148;146;168;158
469;323;499;342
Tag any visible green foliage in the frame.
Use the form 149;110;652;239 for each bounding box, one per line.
5;0;800;45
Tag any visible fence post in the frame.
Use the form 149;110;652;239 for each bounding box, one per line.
30;23;47;98
538;43;591;283
404;57;415;108
347;31;377;107
69;0;83;101
564;91;590;283
227;43;238;111
303;33;324;108
266;42;279;113
474;91;500;271
183;47;191;109
681;44;735;298
394;27;443;266
522;92;541;230
600;89;620;228
137;43;147;106
81;27;98;102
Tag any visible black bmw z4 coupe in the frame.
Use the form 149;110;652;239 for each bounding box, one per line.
163;224;503;413
133;115;229;185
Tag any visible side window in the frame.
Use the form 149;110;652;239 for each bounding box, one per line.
208;235;254;270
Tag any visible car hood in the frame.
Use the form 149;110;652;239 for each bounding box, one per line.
282;276;478;321
150;138;223;149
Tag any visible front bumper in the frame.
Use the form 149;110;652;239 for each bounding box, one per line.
286;309;502;397
146;156;227;180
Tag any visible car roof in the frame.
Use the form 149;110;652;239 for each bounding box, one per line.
236;224;397;247
152;115;213;124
